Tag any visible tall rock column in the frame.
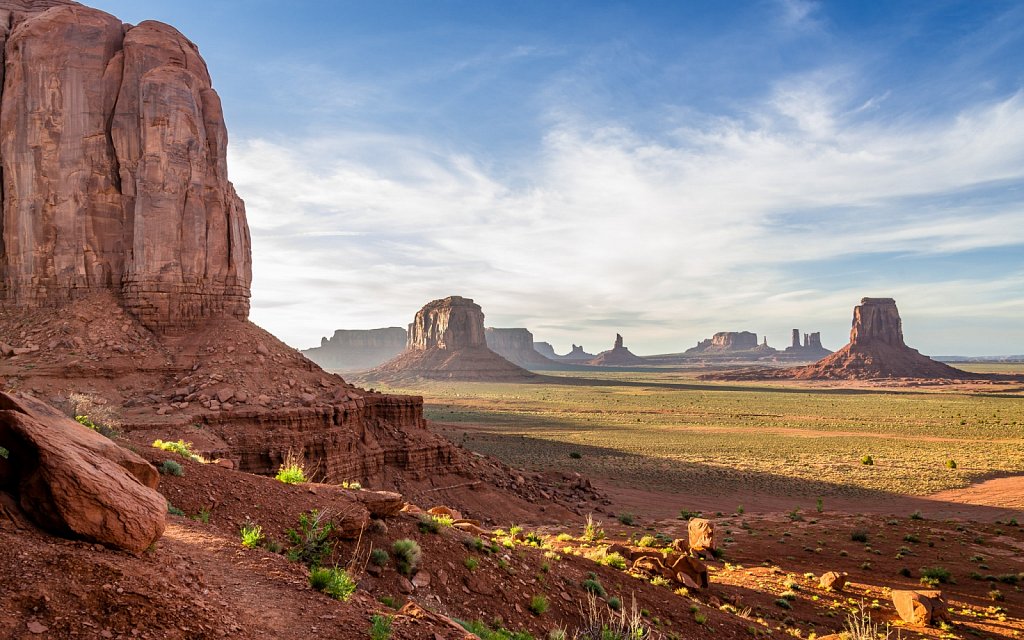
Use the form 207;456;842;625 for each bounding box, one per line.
849;298;905;347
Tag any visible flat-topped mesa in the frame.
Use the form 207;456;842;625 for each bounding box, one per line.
301;327;408;371
850;297;904;347
0;2;251;333
485;328;558;369
409;296;486;350
364;296;536;382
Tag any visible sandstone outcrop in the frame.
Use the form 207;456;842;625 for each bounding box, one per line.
892;589;947;626
302;327;407;371
688;517;717;554
364;297;536;382
0;391;165;554
685;331;761;354
0;1;250;333
533;342;595;362
485;328;559;369
783;328;832;359
588;334;645;366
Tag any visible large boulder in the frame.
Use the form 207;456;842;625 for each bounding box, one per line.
819;571;847;592
892;590;947;626
669;554;709;589
0;392;164;554
688;518;717;554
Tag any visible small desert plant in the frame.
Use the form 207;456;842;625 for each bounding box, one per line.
369;614;393;640
275;450;308;484
679;509;701;520
636;535;657;548
67;393;122;436
774;598;792;610
529;594;549;616
910;510;924;520
370;548;389;567
650;576;671;587
602;552;627;570
464;556;479;571
341;480;362;490
843;603;884;639
286;509;335;567
581;514;605;541
308;566;356;601
569;452;582;459
152;439;206;463
946;459;957;469
167;502;185;517
920;566;951;584
574;593;649;640
582;572;606;597
392;539;421;576
418;514;451;533
851;530;869;543
193;507;211;524
607;596;622;611
379;595;399;609
989;589;1004;601
816;498;824;513
736;505;744;515
74;414;118;438
0;446;8;459
240;522;264;548
860;455;874;466
617;512;635;526
159;459;183;476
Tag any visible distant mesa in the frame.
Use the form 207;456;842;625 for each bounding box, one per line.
685;331;764;355
485;328;560;369
533;341;596;362
714;297;972;381
588;333;645;366
365;296;536;382
302;327;407;371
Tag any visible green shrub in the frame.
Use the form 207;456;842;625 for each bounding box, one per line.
167;502;185;517
419;514;451;533
464;556;479;571
308;566;356;601
637;535;657;548
860;455;874;466
193;507;211;524
581;514;605;541
617;513;635;526
582;573;606;597
920;566;951;583
528;594;549;616
602;553;627;570
369;614;393;640
75;415;118;438
370;548;389;567
679;510;702;520
159;459;183;476
240;522;264;548
0;446;8;459
286;509;335;567
152;439;206;463
903;534;920;543
910;510;924;520
379;596;399;609
392;539;421;576
774;598;792;610
341;480;362;490
851;530;869;543
607;596;622;611
569;452;582;459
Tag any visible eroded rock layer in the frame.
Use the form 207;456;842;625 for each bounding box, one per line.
0;1;251;332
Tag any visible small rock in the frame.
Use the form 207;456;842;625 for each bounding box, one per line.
397;576;415;594
27;621;48;634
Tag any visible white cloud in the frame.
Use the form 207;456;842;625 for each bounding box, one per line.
230;85;1024;355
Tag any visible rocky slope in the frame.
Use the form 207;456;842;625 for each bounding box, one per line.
302;327;407;371
364;297;536;382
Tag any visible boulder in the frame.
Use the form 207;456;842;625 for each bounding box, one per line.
0;392;164;554
688;518;716;554
892;590;946;626
630;556;668;580
427;505;463;520
354;490;405;518
669;554;709;589
819;571;847;592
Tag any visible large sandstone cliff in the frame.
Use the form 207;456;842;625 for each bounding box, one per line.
485;327;559;369
0;0;250;332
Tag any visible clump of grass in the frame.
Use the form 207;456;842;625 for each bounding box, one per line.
286;509;335;567
636;535;657;548
464;556;479;571
308;566;356;601
392;539;421;576
581;514;605;541
582;572;606;597
193;507;211;524
617;512;635;526
167;502;185;517
370;548;389;567
152;439;206;463
607;596;622;611
989;589;1004;601
910;510;924;521
0;446;8;459
774;598;792;610
860;455;874;466
159;459;183;476
275;450;308;484
946;459;957;469
679;509;702;520
369;614;393;640
418;514;452;534
602;552;627;570
851;530;869;543
650;576;671;587
240;522;264;548
74;414;119;438
528;594;549;616
574;593;649;640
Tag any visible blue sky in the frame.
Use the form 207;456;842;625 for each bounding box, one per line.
91;1;1024;355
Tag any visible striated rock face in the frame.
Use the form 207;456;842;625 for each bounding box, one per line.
302;327;407;371
408;296;486;350
0;1;251;333
365;296;535;382
850;297;904;346
589;333;645;366
485;328;558;369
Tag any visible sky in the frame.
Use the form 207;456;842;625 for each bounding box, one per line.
91;0;1024;356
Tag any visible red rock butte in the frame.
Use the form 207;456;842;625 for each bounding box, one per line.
364;296;536;381
0;0;250;333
